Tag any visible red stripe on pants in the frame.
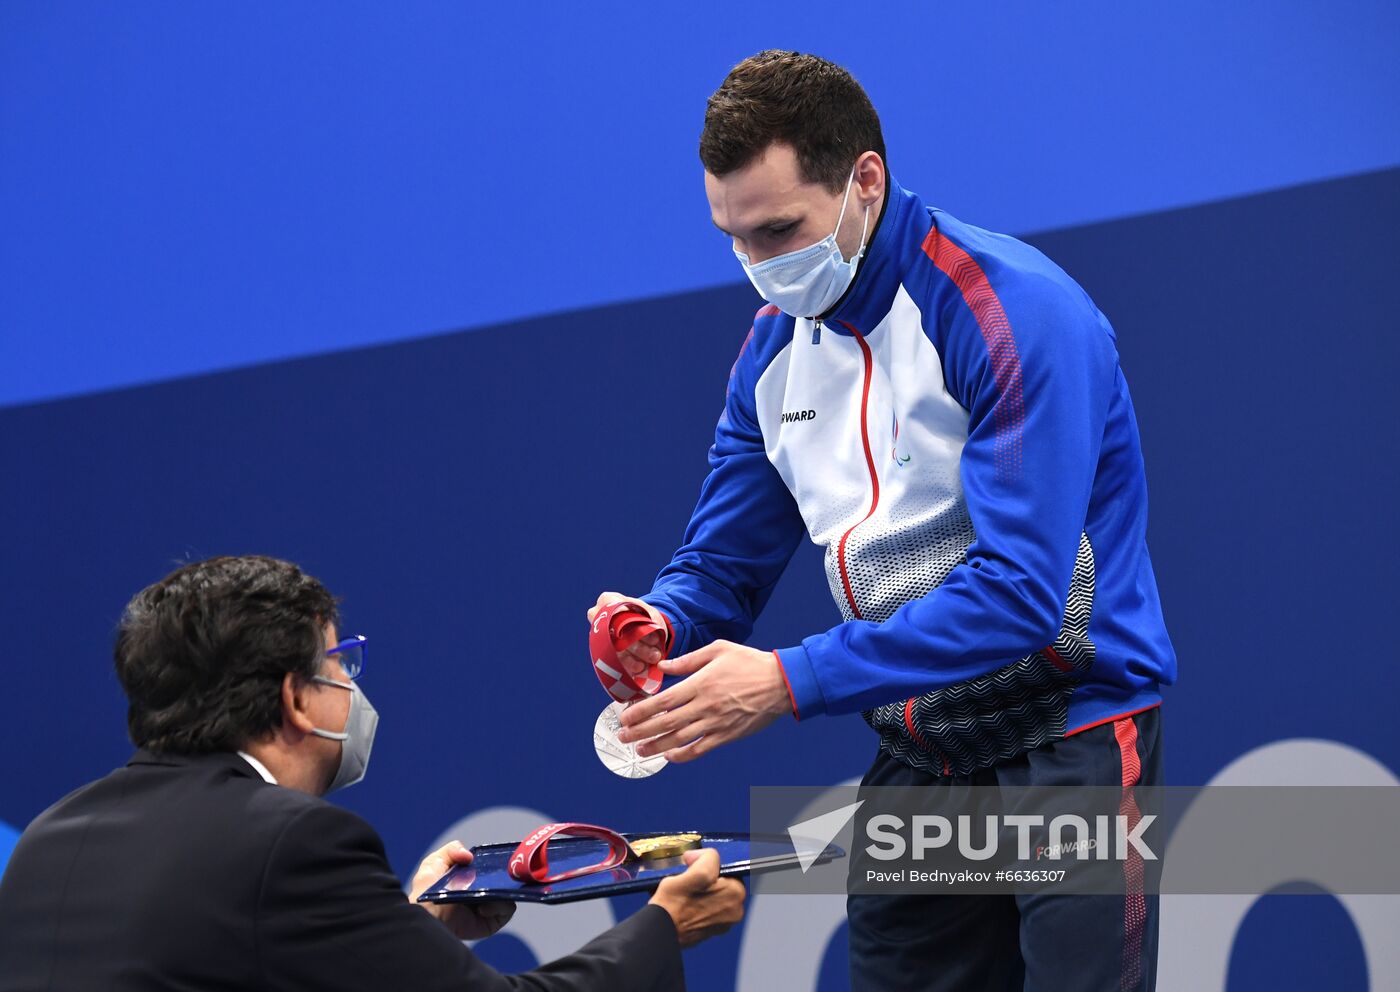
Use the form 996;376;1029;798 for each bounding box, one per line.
1114;716;1146;991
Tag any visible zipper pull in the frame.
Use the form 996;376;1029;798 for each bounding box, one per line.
811;319;822;345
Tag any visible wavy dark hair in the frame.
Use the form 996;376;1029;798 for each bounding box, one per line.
700;50;887;193
114;555;339;754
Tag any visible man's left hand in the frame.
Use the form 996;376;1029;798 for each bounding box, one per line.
616;640;792;762
409;840;516;940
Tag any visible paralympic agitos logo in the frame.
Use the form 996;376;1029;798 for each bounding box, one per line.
509;822;562;878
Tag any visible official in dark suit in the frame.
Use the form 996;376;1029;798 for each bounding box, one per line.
0;555;743;991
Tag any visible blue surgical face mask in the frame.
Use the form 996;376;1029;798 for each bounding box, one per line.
309;677;379;792
734;167;870;319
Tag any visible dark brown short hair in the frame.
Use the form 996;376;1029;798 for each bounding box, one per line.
699;50;886;193
114;555;339;754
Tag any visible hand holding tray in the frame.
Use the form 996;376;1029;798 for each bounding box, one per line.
417;830;844;905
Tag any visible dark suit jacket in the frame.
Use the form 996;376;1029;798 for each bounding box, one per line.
0;750;684;991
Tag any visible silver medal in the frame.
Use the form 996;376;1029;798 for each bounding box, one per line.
593;701;667;779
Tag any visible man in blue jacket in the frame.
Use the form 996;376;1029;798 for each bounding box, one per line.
590;50;1176;990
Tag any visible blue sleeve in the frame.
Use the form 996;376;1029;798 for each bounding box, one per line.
778;265;1116;718
643;317;807;657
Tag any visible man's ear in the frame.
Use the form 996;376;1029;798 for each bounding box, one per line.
855;150;886;207
281;671;318;737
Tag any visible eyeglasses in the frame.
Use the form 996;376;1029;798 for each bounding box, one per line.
326;635;368;680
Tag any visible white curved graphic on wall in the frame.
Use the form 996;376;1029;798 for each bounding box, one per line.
1159;739;1400;990
420;806;617;966
736;778;861;992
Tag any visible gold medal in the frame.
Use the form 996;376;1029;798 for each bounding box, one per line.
629;833;702;860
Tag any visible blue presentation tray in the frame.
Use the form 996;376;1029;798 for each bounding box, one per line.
417;831;844;905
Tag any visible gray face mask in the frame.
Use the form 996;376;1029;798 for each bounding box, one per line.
309;677;379;792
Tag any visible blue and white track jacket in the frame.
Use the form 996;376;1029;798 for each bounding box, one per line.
643;178;1176;776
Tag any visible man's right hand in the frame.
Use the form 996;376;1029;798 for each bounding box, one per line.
588;592;667;678
647;848;746;948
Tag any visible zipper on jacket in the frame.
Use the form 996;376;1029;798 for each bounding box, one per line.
812;319;822;345
828;317;952;772
835;320;954;777
833;320;879;621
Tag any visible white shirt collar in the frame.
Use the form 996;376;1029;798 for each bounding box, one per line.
236;751;278;785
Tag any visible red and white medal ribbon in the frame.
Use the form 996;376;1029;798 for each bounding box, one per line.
507;822;631;884
590;602;668;701
590;601;671;778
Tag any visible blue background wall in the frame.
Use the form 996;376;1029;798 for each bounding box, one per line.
3;4;1399;989
5;1;1400;407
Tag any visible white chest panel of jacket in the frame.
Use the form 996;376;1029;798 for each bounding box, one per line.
755;284;974;623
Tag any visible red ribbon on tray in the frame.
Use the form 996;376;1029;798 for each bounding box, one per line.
589;601;669;702
507;822;632;884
